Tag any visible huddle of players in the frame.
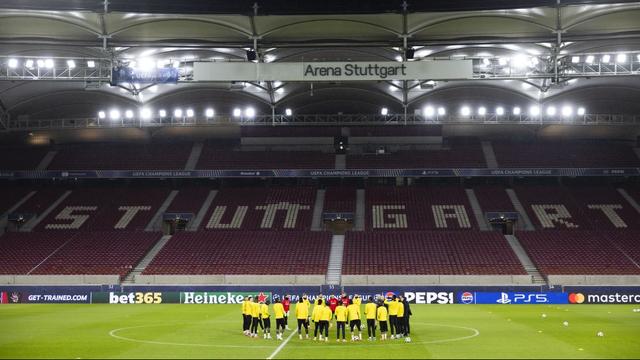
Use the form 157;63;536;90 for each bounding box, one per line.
242;293;412;342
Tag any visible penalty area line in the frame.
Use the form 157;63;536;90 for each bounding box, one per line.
267;330;296;360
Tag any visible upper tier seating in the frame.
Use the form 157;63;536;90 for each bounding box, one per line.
200;187;316;230
14;188;67;217
197;148;335;169
365;186;478;230
48;142;192;170
342;231;526;275
349;125;442;137
493;141;640;168
144;231;331;275
166;186;211;214
347;144;486;169
516;231;640;275
241;126;340;137
0;146;49;170
0;186;32;215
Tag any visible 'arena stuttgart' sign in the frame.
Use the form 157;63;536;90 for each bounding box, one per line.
193;60;473;82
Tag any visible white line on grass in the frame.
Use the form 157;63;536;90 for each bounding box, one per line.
266;329;296;360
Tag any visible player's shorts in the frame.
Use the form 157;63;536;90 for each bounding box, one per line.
276;318;285;329
349;320;361;331
379;321;388;332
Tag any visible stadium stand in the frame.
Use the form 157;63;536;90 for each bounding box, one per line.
199;187;315;230
516;231;640;275
323;186;357;213
568;186;640;229
365;186;478;230
36;186;169;231
47;142;193;170
143;231;331;275
196;148;335;169
165;186;211;214
241;126;340;137
0;146;49;170
13;187;67;217
0;232;70;274
349;125;442;137
493;141;640;168
29;231;162;277
472;186;516;213
0;186;31;216
342;231;526;275
513;185;590;229
347;143;486;169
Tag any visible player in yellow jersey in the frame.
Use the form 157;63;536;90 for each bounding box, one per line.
385;295;400;339
242;295;253;336
250;297;261;338
302;294;312;328
319;300;332;342
273;298;286;341
261;300;272;339
376;300;389;341
334;301;347;342
353;294;362;306
295;298;309;339
311;297;323;341
364;296;378;341
347;299;362;341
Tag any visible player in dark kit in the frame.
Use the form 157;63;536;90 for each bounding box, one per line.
328;295;339;314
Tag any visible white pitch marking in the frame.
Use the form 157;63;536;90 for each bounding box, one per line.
266;328;296;359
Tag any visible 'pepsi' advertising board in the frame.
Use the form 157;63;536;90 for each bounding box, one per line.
458;292;568;304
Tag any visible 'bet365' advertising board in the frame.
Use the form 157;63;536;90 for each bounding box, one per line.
91;292;271;304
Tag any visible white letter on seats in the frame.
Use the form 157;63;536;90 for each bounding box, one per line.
115;206;151;229
531;204;579;228
372;205;407;228
206;206;248;229
45;206;97;229
587;204;627;228
432;205;472;228
255;202;310;229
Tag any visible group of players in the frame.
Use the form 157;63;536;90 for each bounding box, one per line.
241;292;412;343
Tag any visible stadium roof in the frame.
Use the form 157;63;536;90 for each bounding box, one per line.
1;0;640;123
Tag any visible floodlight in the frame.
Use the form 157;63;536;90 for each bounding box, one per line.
37;59;45;68
245;107;256;118
478;107;487;116
8;58;18;68
233;108;242;117
585;55;594;64
186;109;194;117
546;106;556;116
25;59;34;69
380;107;389;116
577;107;586;116
109;109;120;120
125;110;134;119
205;108;215;118
571;56;580;63
616;54;627;63
87;60;95;68
513;106;521;115
529;105;540;116
44;59;54;69
496;107;505;116
561;105;573;117
98;111;106;119
66;60;76;69
423;106;435;117
437;107;446;116
482;58;491;66
285;108;293;116
174;108;183;118
498;57;508;66
140;108;152;120
601;54;611;63
511;55;529;68
460;106;471;116
159;109;167;118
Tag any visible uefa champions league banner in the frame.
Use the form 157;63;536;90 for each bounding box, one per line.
0;168;638;180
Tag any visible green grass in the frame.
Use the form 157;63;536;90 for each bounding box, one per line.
1;304;639;359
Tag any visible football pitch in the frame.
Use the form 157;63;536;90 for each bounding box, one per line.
1;304;639;359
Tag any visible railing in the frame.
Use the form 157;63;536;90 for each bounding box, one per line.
6;113;640;131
